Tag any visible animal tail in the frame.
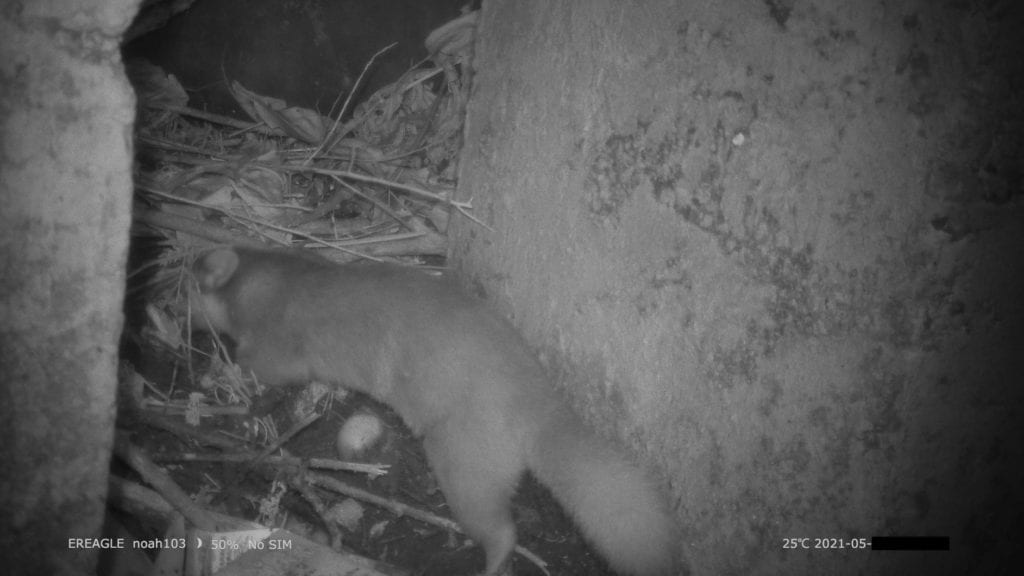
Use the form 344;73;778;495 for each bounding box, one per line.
528;410;682;576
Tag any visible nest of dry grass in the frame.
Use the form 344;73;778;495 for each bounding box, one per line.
119;8;482;481
129;10;479;269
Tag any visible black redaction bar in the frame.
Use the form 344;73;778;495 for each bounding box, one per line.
871;537;949;551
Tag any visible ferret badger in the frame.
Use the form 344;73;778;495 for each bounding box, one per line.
191;247;680;575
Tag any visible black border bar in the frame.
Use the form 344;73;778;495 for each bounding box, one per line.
871;536;949;551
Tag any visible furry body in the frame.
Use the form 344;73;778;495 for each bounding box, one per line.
192;247;680;575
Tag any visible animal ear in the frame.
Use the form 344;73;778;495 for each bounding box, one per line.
195;248;240;291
